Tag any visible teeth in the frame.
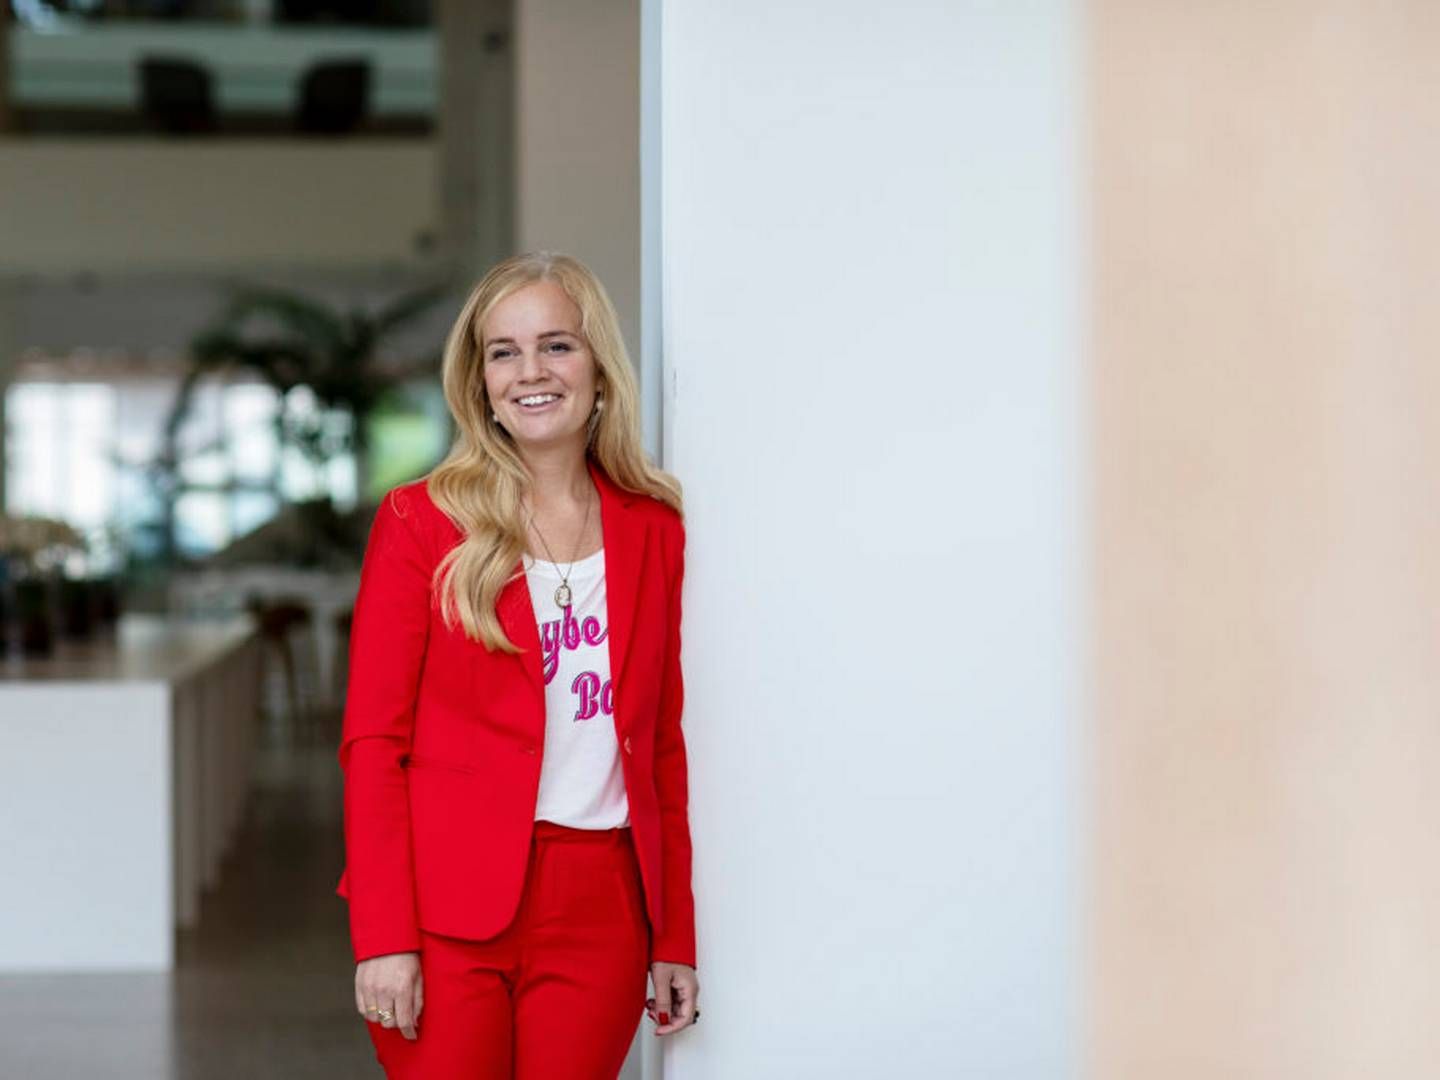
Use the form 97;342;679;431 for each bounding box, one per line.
518;394;560;406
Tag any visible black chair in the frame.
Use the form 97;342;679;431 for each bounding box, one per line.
297;59;371;135
138;57;218;135
246;595;319;742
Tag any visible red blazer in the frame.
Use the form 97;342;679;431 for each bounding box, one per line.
336;456;696;969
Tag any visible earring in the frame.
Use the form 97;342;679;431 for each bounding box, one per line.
491;411;499;423
593;394;605;414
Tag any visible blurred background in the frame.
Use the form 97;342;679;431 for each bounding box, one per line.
0;0;656;1076
3;2;1439;1079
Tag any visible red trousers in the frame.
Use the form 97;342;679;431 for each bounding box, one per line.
368;821;651;1079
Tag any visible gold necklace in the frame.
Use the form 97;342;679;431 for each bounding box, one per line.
525;491;595;609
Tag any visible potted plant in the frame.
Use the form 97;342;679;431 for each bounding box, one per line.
143;281;447;563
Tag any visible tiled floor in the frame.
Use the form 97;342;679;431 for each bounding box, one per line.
0;717;380;1079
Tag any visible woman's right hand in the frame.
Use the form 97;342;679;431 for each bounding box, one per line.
355;951;423;1040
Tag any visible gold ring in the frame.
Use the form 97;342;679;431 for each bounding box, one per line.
365;1005;379;1014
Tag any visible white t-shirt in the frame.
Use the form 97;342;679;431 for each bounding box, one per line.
523;546;630;830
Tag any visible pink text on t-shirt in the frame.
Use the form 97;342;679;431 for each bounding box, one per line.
571;670;615;721
539;604;609;685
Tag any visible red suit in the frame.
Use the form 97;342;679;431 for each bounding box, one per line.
337;456;697;973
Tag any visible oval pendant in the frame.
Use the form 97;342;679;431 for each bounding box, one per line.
554;582;572;608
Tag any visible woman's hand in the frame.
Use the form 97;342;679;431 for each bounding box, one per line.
646;961;699;1035
355;951;423;1040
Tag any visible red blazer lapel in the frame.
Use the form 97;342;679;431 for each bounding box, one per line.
588;457;649;737
496;571;545;699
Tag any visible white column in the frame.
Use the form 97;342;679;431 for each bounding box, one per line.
655;2;1082;1076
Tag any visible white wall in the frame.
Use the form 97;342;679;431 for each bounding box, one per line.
657;3;1081;1076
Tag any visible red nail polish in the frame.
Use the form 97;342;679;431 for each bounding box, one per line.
659;1011;670;1025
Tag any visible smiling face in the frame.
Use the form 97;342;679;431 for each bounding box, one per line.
480;279;601;457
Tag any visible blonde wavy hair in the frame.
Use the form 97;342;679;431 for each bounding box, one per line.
422;251;683;654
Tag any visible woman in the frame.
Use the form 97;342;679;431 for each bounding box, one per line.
337;251;700;1078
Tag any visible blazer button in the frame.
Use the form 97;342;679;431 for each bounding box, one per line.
623;736;632;754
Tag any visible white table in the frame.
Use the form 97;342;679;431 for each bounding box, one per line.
0;614;261;971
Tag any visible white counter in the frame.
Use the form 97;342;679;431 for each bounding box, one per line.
0;614;261;972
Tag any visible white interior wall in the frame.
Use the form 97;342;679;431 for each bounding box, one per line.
656;2;1082;1076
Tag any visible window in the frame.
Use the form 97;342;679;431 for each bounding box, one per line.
4;373;361;560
